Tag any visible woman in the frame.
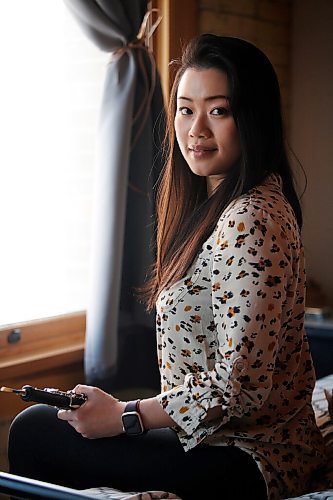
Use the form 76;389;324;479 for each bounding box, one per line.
8;34;325;500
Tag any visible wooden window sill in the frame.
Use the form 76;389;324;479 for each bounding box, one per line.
0;312;85;383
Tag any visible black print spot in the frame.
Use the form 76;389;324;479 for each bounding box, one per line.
265;276;282;287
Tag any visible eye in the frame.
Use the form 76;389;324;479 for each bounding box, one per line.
178;107;193;115
211;107;229;116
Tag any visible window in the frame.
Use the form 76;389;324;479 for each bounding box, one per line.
0;1;107;326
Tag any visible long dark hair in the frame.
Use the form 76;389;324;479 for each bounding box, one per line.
144;33;302;311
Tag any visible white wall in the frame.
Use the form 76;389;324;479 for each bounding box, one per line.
290;0;333;307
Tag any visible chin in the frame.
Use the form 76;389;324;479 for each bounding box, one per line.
187;164;213;177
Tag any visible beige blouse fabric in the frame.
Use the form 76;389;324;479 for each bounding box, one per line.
156;174;325;500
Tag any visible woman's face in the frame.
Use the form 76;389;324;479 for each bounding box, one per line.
174;67;241;191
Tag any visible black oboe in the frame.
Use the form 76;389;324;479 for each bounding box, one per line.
1;385;87;409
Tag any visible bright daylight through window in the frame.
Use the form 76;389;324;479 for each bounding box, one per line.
0;2;106;326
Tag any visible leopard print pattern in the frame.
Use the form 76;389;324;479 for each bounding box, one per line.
156;174;326;500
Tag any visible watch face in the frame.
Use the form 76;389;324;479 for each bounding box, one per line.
122;412;144;436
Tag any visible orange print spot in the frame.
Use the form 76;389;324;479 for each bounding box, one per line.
212;282;221;292
163;385;168;392
228;337;233;347
176;324;180;332
166;361;172;369
237;222;245;231
179;406;189;414
221;240;229;250
268;342;275;351
227;306;239;317
184;305;192;311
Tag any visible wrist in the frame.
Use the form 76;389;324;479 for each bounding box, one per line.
117;401;127;434
139;397;176;429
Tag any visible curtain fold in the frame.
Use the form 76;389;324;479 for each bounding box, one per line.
64;0;165;383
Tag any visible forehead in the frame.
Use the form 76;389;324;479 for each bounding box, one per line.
177;68;229;99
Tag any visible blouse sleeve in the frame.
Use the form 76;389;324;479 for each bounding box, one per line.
156;203;297;439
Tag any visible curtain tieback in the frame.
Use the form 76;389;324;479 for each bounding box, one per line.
109;8;162;63
108;8;163;156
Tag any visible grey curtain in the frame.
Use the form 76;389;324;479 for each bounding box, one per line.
64;0;165;383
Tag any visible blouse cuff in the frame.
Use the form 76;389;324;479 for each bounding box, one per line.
156;383;219;435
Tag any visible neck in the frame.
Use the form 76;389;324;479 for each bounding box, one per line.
206;175;226;197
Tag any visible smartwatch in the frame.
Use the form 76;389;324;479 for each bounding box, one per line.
122;400;146;436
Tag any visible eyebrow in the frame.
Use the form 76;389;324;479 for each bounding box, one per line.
177;95;230;102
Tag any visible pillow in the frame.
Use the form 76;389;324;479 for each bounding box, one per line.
312;374;333;423
313;375;333;457
284;376;333;499
324;388;333;420
311;375;333;491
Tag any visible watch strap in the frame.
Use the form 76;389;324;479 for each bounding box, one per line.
124;400;140;413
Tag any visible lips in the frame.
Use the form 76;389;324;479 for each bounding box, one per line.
189;145;217;152
188;145;218;159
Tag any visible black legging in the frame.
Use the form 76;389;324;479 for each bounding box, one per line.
8;404;268;500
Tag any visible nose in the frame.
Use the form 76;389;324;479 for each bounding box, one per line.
189;113;211;139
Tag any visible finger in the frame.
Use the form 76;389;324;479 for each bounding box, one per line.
73;384;92;395
57;409;74;421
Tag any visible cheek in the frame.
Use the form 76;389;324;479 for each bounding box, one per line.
174;117;186;148
224;122;241;155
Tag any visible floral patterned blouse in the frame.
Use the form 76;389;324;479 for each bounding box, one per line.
156;174;325;500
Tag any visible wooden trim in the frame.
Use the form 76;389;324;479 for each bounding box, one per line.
153;0;170;101
0;312;85;382
169;0;199;70
153;0;199;101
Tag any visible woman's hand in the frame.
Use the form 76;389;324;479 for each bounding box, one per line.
57;384;126;439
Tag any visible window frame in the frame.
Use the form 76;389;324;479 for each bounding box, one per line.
0;0;198;382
